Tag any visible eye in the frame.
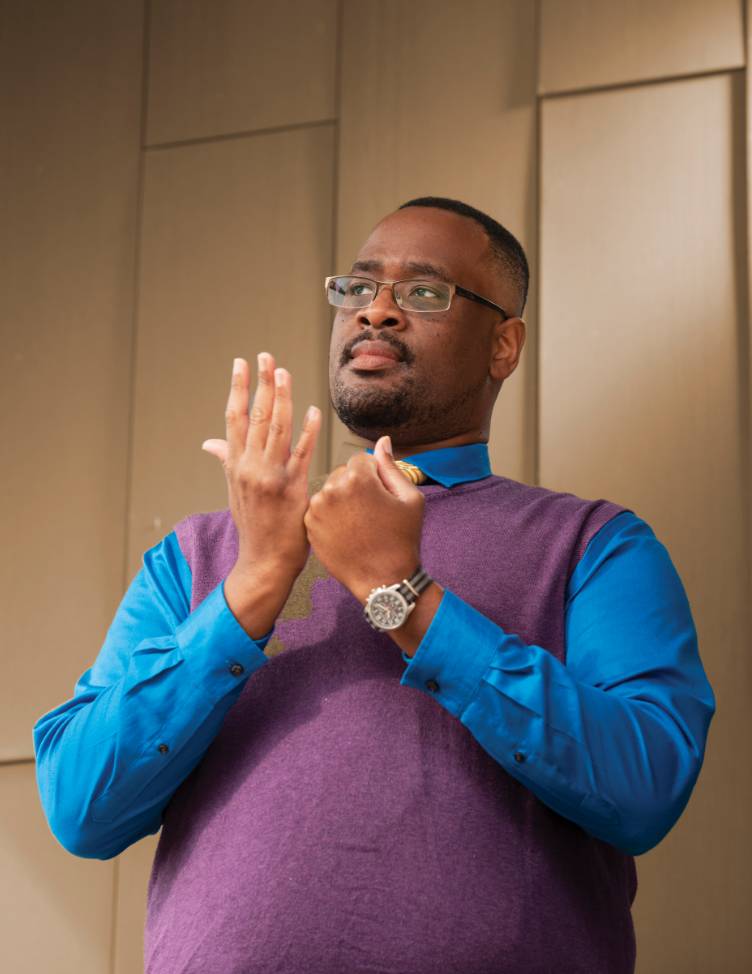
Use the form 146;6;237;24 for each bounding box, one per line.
348;280;376;296
409;285;440;299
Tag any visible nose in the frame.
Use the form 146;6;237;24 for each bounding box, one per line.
355;283;407;330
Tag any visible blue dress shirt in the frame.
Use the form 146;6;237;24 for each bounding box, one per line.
33;443;716;860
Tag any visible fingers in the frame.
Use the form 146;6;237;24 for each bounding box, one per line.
225;357;251;463
245;351;276;455
287;405;322;481
373;435;412;498
223;351;318;476
263;367;293;464
201;438;229;464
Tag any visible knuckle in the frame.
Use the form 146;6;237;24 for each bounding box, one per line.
292;441;308;460
224;407;239;423
268;421;285;438
308;491;322;511
255;470;285;495
249;406;267;425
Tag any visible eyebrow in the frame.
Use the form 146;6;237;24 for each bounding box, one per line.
349;258;454;284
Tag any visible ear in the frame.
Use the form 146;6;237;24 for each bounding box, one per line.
489;316;526;381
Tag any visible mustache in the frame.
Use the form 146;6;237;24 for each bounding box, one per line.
340;332;414;367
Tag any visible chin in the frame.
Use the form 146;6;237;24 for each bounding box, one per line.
331;375;416;435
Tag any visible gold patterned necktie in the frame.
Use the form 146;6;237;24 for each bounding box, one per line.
394;459;428;485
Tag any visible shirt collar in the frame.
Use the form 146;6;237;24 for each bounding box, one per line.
364;442;491;487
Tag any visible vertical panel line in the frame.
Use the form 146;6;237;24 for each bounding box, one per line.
743;1;752;625
110;1;153;973
532;0;542;487
326;0;345;473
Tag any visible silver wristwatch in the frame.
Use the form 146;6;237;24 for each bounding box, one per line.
363;566;433;631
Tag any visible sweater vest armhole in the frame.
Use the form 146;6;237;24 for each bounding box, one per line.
566;502;632;587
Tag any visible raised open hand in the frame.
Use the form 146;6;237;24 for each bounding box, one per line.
201;353;322;637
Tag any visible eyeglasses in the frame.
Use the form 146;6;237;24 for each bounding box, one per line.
324;275;509;319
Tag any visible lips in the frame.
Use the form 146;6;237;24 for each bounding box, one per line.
350;339;400;371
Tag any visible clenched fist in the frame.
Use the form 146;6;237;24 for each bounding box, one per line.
303;436;426;603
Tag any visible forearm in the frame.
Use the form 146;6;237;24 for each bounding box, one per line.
399;588;715;855
33;579;269;859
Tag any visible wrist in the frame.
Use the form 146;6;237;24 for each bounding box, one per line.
387;581;444;657
224;562;297;641
350;554;423;604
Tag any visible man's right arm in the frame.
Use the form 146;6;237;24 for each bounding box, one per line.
33;352;322;860
33;529;271;861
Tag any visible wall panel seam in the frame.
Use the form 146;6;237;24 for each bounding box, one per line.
744;0;752;629
531;0;542;488
326;0;345;474
112;1;152;967
146;117;337;153
541;64;744;102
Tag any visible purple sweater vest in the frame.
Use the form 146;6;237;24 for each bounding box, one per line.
145;475;637;974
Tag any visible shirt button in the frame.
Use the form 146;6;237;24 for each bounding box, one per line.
425;679;440;692
513;751;525;763
157;743;169;754
229;662;244;676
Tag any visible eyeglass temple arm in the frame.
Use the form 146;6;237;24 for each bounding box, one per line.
455;285;509;320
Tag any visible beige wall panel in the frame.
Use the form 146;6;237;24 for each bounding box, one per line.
0;763;114;973
113;833;160;974
539;0;744;95
0;2;143;759
334;0;537;482
129;126;334;575
146;0;338;145
540;74;750;971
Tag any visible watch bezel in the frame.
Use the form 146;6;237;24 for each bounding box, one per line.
364;584;413;631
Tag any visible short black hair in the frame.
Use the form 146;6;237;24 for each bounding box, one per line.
397;196;529;316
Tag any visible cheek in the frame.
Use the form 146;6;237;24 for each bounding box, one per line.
328;315;348;366
417;325;478;373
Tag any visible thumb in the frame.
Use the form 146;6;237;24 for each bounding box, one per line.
374;435;413;498
201;438;229;464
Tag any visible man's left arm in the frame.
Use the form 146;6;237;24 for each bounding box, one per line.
396;509;717;856
305;440;717;858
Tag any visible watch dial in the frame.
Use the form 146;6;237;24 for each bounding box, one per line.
370;590;408;629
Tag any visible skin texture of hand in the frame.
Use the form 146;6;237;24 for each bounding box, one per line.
304;435;445;657
200;353;322;638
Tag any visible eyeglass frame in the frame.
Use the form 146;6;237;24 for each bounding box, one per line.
324;274;510;320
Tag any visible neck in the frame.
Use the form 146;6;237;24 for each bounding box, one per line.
364;430;487;461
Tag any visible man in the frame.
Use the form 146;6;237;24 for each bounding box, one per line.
34;197;715;973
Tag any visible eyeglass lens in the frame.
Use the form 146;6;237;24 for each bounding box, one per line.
327;276;451;312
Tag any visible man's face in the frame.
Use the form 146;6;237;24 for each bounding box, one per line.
328;206;518;446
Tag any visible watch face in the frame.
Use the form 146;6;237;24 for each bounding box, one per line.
368;589;409;630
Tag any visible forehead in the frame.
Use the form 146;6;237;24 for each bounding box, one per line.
351;207;492;286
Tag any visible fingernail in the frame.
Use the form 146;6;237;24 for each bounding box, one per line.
384;435;393;456
233;358;243;374
274;368;285;386
257;352;267;372
305;405;320;422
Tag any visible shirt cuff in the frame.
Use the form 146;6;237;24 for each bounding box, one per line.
173;579;271;689
399;588;500;718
